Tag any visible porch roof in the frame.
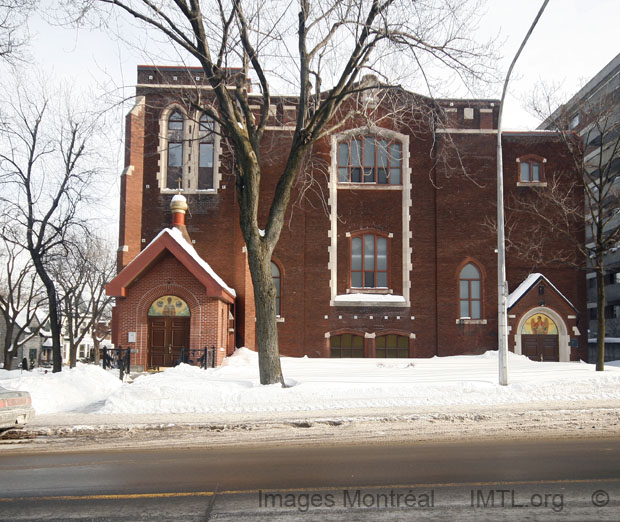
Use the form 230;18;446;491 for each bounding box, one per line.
507;273;575;311
106;227;235;303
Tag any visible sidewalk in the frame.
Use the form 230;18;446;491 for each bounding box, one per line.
9;399;620;453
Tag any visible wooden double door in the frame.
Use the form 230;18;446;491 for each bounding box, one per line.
148;317;190;368
521;334;559;362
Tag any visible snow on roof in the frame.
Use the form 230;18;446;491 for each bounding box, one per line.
507;273;574;310
127;227;236;297
13;309;46;330
14;310;30;329
166;227;236;297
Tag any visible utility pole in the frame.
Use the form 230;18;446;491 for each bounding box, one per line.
497;0;550;385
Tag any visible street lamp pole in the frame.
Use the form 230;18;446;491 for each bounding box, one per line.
497;0;550;386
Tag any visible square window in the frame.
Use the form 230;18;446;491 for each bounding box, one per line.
338;137;401;184
350;233;390;289
518;157;544;184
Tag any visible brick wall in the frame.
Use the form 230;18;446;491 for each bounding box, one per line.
115;69;586;363
113;252;229;369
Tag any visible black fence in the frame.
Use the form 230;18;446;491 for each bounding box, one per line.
176;347;217;369
102;346;132;380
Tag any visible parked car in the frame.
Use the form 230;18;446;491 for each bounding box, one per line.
0;386;35;430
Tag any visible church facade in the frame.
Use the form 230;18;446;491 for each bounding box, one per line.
107;66;587;370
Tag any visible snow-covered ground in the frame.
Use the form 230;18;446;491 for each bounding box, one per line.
1;349;620;416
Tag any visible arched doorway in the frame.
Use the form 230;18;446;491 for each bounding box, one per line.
521;312;559;361
147;295;190;368
515;307;571;362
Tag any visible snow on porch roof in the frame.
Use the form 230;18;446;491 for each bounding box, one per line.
106;227;235;302
507;273;575;311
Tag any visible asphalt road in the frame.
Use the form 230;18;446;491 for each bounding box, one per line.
1;437;619;521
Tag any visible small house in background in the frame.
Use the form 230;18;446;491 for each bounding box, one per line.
0;311;51;369
107;65;587;371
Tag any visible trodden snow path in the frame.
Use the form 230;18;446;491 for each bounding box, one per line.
1;349;620;416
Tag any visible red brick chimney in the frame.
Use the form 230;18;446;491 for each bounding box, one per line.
170;194;192;243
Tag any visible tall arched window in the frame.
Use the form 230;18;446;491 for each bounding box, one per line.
459;263;482;319
159;107;220;193
351;233;388;288
271;261;281;316
198;114;214;190
166;110;184;189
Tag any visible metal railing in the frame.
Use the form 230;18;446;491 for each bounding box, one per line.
102;346;131;380
176;347;216;369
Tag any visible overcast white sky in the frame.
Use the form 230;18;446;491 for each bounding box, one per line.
26;0;620;131
7;0;616;242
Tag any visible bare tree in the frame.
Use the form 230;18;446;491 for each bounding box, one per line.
91;316;111;365
0;229;47;369
512;84;620;371
53;234;115;367
0;0;36;63
76;0;494;384
0;77;105;372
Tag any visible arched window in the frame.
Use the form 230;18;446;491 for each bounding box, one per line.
459;263;481;319
330;333;364;358
148;295;190;317
376;334;410;358
159;107;220;193
271;261;281;316
351;233;388;288
338;137;401;184
198;114;214;190
166;110;184;189
518;155;545;183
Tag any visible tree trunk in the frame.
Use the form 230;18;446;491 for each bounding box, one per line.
3;321;15;370
93;334;101;365
69;343;77;368
246;241;284;386
47;287;63;373
596;262;605;371
31;255;63;372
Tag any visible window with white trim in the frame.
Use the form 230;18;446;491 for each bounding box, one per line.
459;263;482;319
198;114;215;190
338;137;401;184
166;110;184;190
159;108;219;193
271;261;281;316
517;155;546;184
351;232;388;288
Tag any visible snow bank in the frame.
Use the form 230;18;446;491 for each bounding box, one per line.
0;364;122;414
97;349;620;415
2;351;620;416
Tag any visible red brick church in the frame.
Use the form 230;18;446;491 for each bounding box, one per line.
106;65;587;370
